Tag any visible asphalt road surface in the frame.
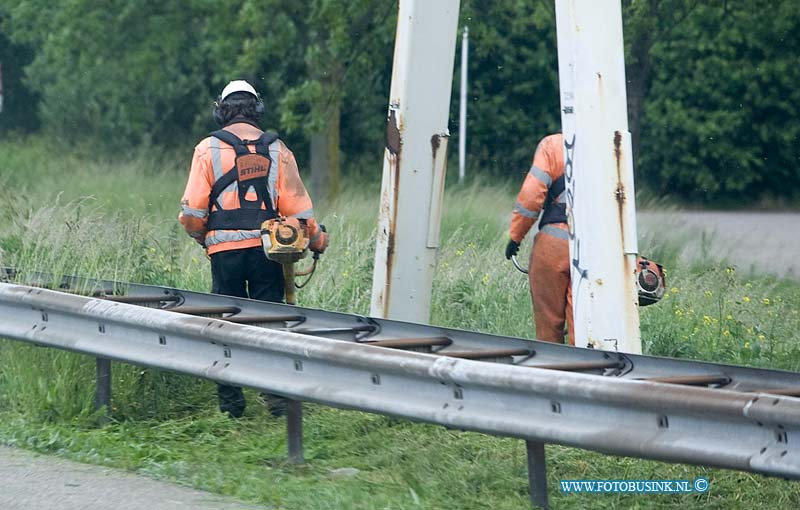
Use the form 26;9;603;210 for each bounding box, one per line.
0;446;268;510
638;210;800;279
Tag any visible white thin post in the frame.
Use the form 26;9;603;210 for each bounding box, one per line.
555;0;641;353
370;0;461;322
459;26;469;183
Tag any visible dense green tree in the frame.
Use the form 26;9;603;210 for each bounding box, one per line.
161;0;394;198
455;0;561;178
1;0;212;149
640;0;800;201
1;0;797;203
622;0;702;169
275;0;395;199
0;16;39;134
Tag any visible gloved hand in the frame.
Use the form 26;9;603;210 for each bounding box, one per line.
505;238;520;260
310;224;329;254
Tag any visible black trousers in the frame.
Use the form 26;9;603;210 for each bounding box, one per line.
210;247;285;302
211;247;284;417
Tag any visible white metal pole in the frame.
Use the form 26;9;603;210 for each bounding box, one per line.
459;26;469;183
554;0;641;353
370;0;461;322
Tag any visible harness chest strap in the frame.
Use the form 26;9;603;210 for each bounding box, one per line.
539;174;567;228
207;129;280;232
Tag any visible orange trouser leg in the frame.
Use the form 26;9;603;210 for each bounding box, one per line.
529;230;573;345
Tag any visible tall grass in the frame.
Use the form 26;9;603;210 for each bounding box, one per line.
1;139;799;509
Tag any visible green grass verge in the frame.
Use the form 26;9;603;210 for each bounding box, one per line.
1;139;799;509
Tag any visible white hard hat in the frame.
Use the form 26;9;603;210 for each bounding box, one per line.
219;80;258;102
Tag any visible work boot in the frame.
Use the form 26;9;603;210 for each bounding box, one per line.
261;392;288;418
218;384;246;418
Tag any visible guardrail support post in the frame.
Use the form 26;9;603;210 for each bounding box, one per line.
526;440;549;510
287;399;304;464
95;357;112;422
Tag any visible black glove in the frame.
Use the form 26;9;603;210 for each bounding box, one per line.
505;239;520;260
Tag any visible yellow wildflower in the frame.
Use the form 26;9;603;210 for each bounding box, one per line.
762;298;770;305
726;314;733;320
704;290;713;297
670;287;680;294
743;296;751;303
703;315;712;325
722;330;731;337
744;342;750;349
758;334;766;341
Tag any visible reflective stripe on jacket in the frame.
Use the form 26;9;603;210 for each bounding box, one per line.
179;123;323;255
509;133;566;243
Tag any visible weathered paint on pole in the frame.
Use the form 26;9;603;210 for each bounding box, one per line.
370;0;461;322
459;26;469;183
555;0;642;353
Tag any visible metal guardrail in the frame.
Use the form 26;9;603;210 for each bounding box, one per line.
0;276;800;508
5;267;800;394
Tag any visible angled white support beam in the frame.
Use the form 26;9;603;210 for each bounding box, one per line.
370;0;461;323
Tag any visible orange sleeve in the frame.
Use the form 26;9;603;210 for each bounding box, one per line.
178;143;213;241
509;138;560;243
275;143;323;244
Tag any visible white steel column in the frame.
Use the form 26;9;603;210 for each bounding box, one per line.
370;0;461;322
555;0;641;353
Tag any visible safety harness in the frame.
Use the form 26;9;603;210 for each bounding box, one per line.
538;174;567;228
207;129;279;231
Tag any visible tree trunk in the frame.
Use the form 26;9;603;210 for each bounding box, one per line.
309;56;343;202
310;130;330;198
626;29;652;178
309;96;341;202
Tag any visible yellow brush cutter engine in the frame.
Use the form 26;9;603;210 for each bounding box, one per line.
636;257;666;306
261;217;309;264
261;217;318;304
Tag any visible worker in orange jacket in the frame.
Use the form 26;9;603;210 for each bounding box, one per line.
505;133;575;345
179;80;328;418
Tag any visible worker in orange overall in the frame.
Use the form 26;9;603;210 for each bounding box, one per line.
179;80;328;417
505;133;575;345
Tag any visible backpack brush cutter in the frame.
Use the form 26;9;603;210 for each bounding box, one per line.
261;217;322;305
511;254;666;306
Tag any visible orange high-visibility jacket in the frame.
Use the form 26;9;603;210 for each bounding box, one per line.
509;133;567;243
179;123;323;255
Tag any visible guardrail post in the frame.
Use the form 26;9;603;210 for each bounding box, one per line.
526;440;549;510
287;399;304;464
95;357;112;422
